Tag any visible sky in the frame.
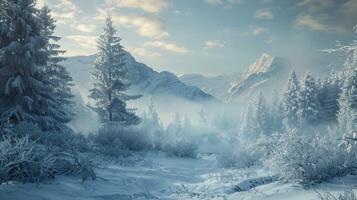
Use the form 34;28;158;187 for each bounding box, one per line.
37;0;357;76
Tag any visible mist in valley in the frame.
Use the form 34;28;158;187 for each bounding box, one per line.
0;0;357;200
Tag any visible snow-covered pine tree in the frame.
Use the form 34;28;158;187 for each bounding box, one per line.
89;16;141;126
317;73;341;124
255;92;270;135
39;5;74;124
283;71;300;128
0;0;67;130
240;92;270;139
298;71;321;125
270;90;284;133
338;68;357;135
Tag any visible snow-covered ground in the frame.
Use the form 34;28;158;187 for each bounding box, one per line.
0;153;356;200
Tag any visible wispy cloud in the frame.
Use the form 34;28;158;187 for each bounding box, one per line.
66;35;97;49
254;8;273;20
266;36;275;44
107;0;170;13
96;9;168;38
298;0;334;12
144;40;188;54
295;15;346;34
132;47;161;58
203;40;226;49
251;26;268;35
74;24;96;33
205;0;241;6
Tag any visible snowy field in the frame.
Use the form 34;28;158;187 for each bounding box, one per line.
1;153;356;200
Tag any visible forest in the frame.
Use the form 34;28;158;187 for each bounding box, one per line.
0;0;356;200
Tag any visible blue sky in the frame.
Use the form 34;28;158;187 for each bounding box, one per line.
37;0;357;75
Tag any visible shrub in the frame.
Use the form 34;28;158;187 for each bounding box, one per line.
0;135;95;184
91;124;153;156
161;139;197;158
266;130;357;185
316;190;357;200
13;122;87;149
216;146;257;168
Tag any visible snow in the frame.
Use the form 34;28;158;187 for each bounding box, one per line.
62;52;214;102
1;153;356;200
180;53;292;103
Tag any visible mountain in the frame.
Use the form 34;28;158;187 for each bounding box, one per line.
62;52;214;102
179;73;242;100
180;54;292;102
227;54;291;102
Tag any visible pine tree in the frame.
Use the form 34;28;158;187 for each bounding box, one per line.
317;73;341;124
298;71;321;125
283;71;300;128
240;92;270;140
89;16;141;126
338;68;357;134
0;0;66;130
39;6;74;124
255;92;270;135
270;90;284;133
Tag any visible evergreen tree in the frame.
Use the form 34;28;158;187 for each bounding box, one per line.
283;71;300;128
338;68;357;134
89;16;141;126
298;71;321;125
270;90;284;133
39;6;74;124
240;92;270;139
0;0;66;130
317;73;341;124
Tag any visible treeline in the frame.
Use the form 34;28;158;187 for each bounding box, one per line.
237;30;357;184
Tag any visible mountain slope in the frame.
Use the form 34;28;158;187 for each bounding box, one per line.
179;73;242;100
62;52;214;102
227;54;291;102
180;54;292;102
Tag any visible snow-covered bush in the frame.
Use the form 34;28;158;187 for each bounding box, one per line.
0;135;95;184
91;124;153;156
161;139;197;158
266;130;357;184
216;148;256;168
316;190;357;200
216;141;259;168
159;114;198;158
13;122;82;148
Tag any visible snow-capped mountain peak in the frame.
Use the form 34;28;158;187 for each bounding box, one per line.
62;51;215;102
180;53;292;102
246;53;275;75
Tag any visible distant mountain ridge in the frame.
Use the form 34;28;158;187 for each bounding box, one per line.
62;51;215;102
180;54;292;102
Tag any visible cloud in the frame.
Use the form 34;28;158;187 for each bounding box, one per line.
35;0;45;8
107;0;169;13
96;9;168;38
251;27;268;35
340;0;357;18
75;24;96;33
205;0;241;6
254;8;273;20
295;15;345;33
205;0;224;5
66;35;97;49
132;47;161;58
144;40;188;54
297;0;334;12
266;36;275;44
51;0;82;26
203;40;226;49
